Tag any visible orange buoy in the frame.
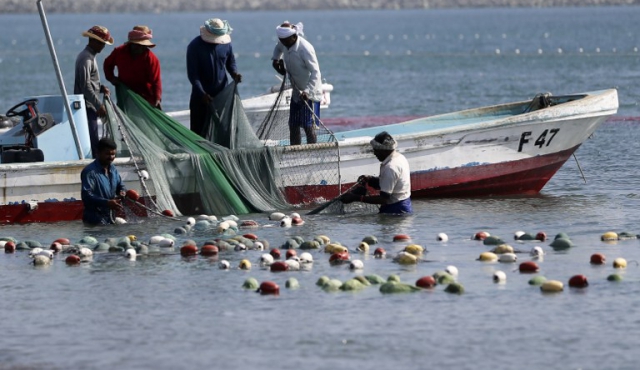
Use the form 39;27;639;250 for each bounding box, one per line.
535;232;547;241
180;245;198;257
125;189;140;201
258;281;280;295
373;247;386;258
242;233;259;240
590;253;606;265
519;261;539;273
53;238;70;245
270;261;289;272
270;248;281;259
286;249;297;259
65;255;81;265
4;241;16;253
200;245;219;256
416;276;436;289
393;234;411;242
568;274;589;288
161;209;174;217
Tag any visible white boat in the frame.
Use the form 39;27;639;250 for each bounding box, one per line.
0;88;618;223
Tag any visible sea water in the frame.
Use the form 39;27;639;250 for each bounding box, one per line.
1;6;640;370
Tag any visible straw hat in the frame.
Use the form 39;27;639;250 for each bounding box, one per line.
199;18;232;45
127;25;155;48
82;25;114;45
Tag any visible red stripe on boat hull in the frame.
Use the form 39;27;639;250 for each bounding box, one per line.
0;145;579;223
284;144;581;204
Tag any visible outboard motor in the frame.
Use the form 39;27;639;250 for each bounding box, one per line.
0;99;51;163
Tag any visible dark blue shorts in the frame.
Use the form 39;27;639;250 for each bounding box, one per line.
289;99;320;128
380;198;413;214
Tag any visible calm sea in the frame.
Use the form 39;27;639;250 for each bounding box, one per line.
1;6;640;370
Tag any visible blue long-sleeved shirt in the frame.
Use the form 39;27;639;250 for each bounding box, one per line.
186;36;238;102
81;159;126;224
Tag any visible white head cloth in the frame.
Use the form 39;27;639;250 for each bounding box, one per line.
370;132;397;150
276;22;304;39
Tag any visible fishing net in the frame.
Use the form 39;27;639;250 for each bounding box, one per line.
103;84;289;217
255;76;347;209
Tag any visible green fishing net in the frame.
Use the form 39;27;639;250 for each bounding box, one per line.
103;83;289;216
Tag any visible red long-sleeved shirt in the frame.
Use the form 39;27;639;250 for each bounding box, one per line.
103;44;162;105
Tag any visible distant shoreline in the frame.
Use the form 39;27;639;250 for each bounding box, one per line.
4;0;640;14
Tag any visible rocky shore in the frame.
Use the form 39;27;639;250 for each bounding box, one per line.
4;0;639;13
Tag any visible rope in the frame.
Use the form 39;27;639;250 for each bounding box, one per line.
104;96;161;212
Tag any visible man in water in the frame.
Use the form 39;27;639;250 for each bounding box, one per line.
104;25;162;109
271;21;323;145
186;18;242;137
74;25;113;158
81;137;127;225
341;131;412;214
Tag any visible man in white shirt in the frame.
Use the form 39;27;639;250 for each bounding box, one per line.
271;21;323;145
342;131;413;214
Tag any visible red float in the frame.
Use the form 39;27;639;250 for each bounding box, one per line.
568;274;589;288
270;261;289;272
53;238;70;245
4;241;16;253
329;251;350;265
393;234;411;242
286;249;297;259
519;261;539;273
65;255;81;265
474;231;490;240
590;253;606;265
200;245;219;256
161;209;174;217
373;247;386;258
258;281;280;295
416;276;437;289
535;232;547;241
270;248;281;259
180;245;198;257
242;233;259;240
292;216;304;226
240;221;259;228
125;189;140;201
50;242;63;253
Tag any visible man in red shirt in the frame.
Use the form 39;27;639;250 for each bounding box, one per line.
104;25;162;109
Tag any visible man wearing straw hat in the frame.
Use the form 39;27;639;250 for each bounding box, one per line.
272;21;322;145
186;18;242;137
104;25;162;109
74;25;113;158
341;131;413;214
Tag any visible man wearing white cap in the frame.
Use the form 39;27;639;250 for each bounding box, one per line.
104;25;162;108
74;25;113;158
186;18;242;137
272;21;322;145
341;131;413;214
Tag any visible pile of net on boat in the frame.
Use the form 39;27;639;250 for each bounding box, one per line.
102;81;373;216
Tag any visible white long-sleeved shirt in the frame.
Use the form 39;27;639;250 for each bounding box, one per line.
272;36;322;102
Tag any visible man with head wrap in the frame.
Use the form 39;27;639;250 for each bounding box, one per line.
186;18;242;137
341;131;412;214
272;21;323;145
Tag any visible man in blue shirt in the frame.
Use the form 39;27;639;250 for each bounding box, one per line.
186;18;242;137
81;137;127;225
